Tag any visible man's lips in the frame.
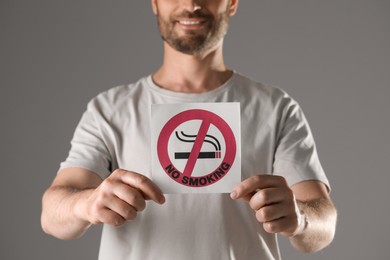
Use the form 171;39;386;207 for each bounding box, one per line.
178;19;204;25
176;18;207;29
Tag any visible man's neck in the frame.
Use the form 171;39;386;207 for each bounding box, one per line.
152;42;233;93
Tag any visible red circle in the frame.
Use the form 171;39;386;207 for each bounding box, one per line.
157;109;236;187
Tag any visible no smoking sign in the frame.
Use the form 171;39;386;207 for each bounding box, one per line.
152;103;241;194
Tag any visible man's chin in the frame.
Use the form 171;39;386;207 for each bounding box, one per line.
165;36;207;54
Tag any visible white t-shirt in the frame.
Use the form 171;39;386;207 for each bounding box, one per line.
60;72;329;260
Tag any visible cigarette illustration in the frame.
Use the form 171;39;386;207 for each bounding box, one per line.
174;131;222;159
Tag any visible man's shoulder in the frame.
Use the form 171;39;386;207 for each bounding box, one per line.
88;76;149;110
234;72;292;103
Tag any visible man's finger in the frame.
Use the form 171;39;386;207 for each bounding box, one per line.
105;195;138;221
249;187;284;210
118;170;166;204
231;175;287;200
113;184;147;212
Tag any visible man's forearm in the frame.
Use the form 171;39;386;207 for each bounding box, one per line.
41;186;93;240
289;198;337;253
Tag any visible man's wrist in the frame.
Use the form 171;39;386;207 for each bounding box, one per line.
290;198;308;237
290;211;308;237
72;188;94;227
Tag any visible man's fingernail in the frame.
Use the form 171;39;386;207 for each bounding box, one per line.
159;196;166;204
230;191;237;200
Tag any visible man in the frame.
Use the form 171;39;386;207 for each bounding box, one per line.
41;0;337;259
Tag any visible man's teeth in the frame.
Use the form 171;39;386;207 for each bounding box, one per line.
180;20;201;25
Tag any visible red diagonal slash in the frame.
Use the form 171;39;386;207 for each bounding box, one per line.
182;119;211;177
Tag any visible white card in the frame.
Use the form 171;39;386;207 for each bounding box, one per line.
151;103;241;194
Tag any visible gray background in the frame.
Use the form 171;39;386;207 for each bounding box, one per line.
1;0;389;259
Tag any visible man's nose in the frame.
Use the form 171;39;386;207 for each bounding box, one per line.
181;0;203;12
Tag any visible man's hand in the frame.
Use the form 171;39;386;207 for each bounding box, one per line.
230;175;302;237
41;168;165;240
80;169;166;227
230;175;337;252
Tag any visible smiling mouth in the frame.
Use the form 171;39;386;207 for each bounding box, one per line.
179;20;203;25
176;19;209;31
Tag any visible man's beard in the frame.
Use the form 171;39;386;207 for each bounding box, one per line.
156;7;230;55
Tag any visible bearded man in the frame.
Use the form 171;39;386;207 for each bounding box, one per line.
41;1;337;259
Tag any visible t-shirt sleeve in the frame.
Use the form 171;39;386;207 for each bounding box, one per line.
59;99;112;179
273;98;330;190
